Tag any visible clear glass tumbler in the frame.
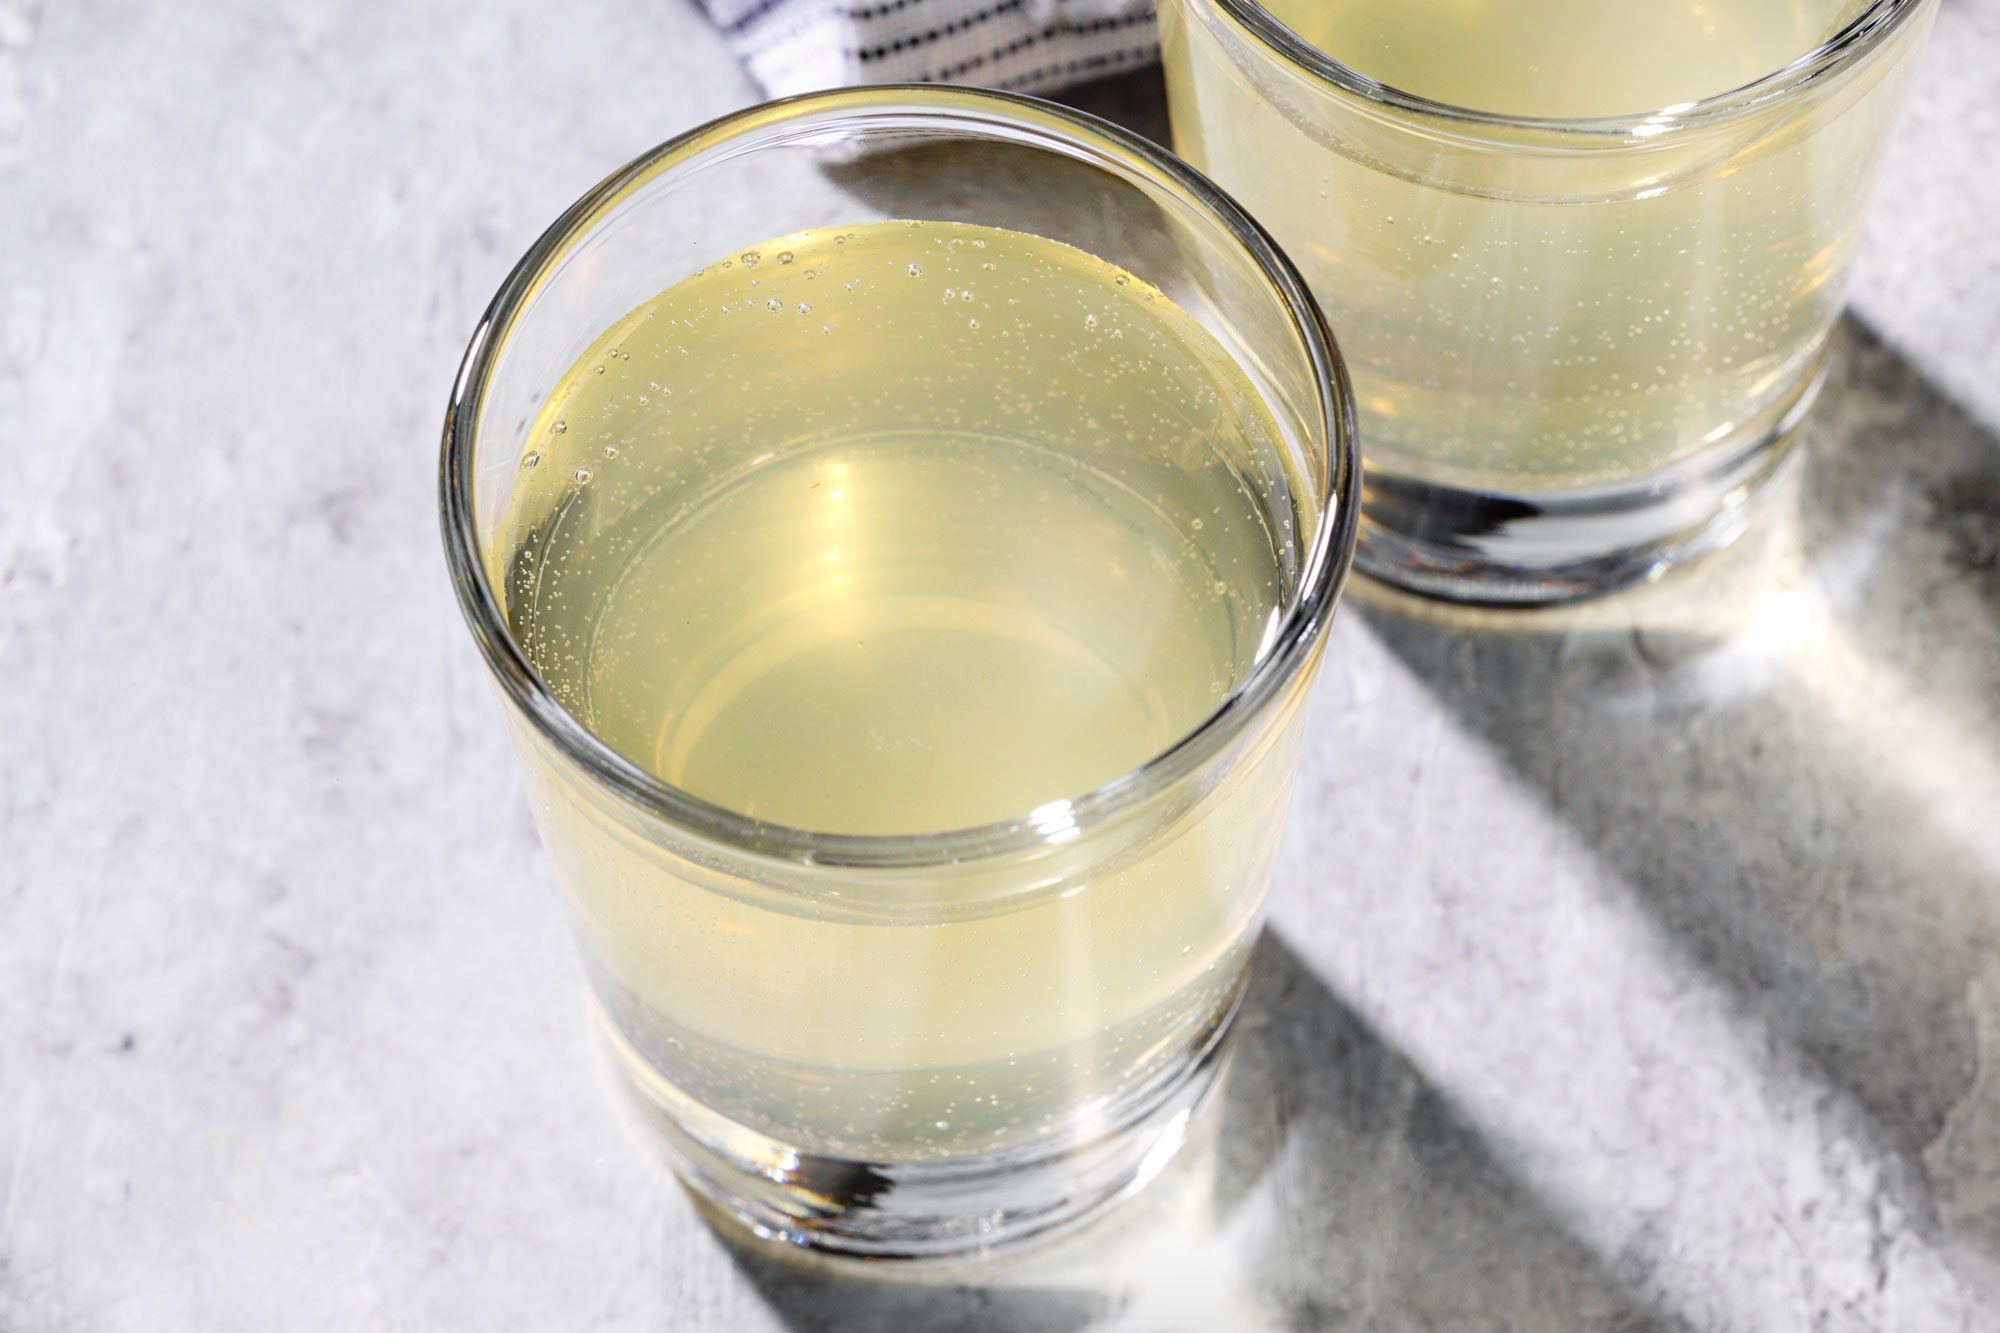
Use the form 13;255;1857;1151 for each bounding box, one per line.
439;87;1359;1257
1159;0;1938;603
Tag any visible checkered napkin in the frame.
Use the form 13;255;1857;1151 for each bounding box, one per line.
699;0;1160;96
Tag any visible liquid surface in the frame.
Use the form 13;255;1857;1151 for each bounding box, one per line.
1263;0;1870;119
493;219;1313;1165
495;220;1292;836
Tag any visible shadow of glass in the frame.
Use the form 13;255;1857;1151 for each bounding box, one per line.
803;70;1184;311
1209;934;1674;1331
1053;68;1173;146
709;1216;1114;1333
1356;320;2000;1263
712;934;1671;1331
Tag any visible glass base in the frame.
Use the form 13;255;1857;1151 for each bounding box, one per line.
606;1000;1239;1260
1354;355;1826;607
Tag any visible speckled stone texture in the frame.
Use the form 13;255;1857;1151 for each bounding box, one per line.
2;0;1997;1329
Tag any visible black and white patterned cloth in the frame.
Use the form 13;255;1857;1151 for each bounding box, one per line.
699;0;1160;96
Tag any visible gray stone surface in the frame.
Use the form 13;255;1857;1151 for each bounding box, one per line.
2;0;1997;1329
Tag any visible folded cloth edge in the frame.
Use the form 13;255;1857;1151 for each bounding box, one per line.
701;0;1161;97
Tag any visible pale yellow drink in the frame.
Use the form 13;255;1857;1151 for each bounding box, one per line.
1265;0;1869;120
1160;0;1934;493
491;221;1313;1162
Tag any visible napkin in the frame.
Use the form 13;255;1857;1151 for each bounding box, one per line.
699;0;1160;97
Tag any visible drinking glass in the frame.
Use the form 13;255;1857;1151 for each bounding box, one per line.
1159;0;1938;603
439;86;1360;1257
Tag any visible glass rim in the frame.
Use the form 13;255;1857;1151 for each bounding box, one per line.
439;84;1361;871
1191;0;1929;139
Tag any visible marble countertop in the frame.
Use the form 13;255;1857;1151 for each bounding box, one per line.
4;1;1998;1329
